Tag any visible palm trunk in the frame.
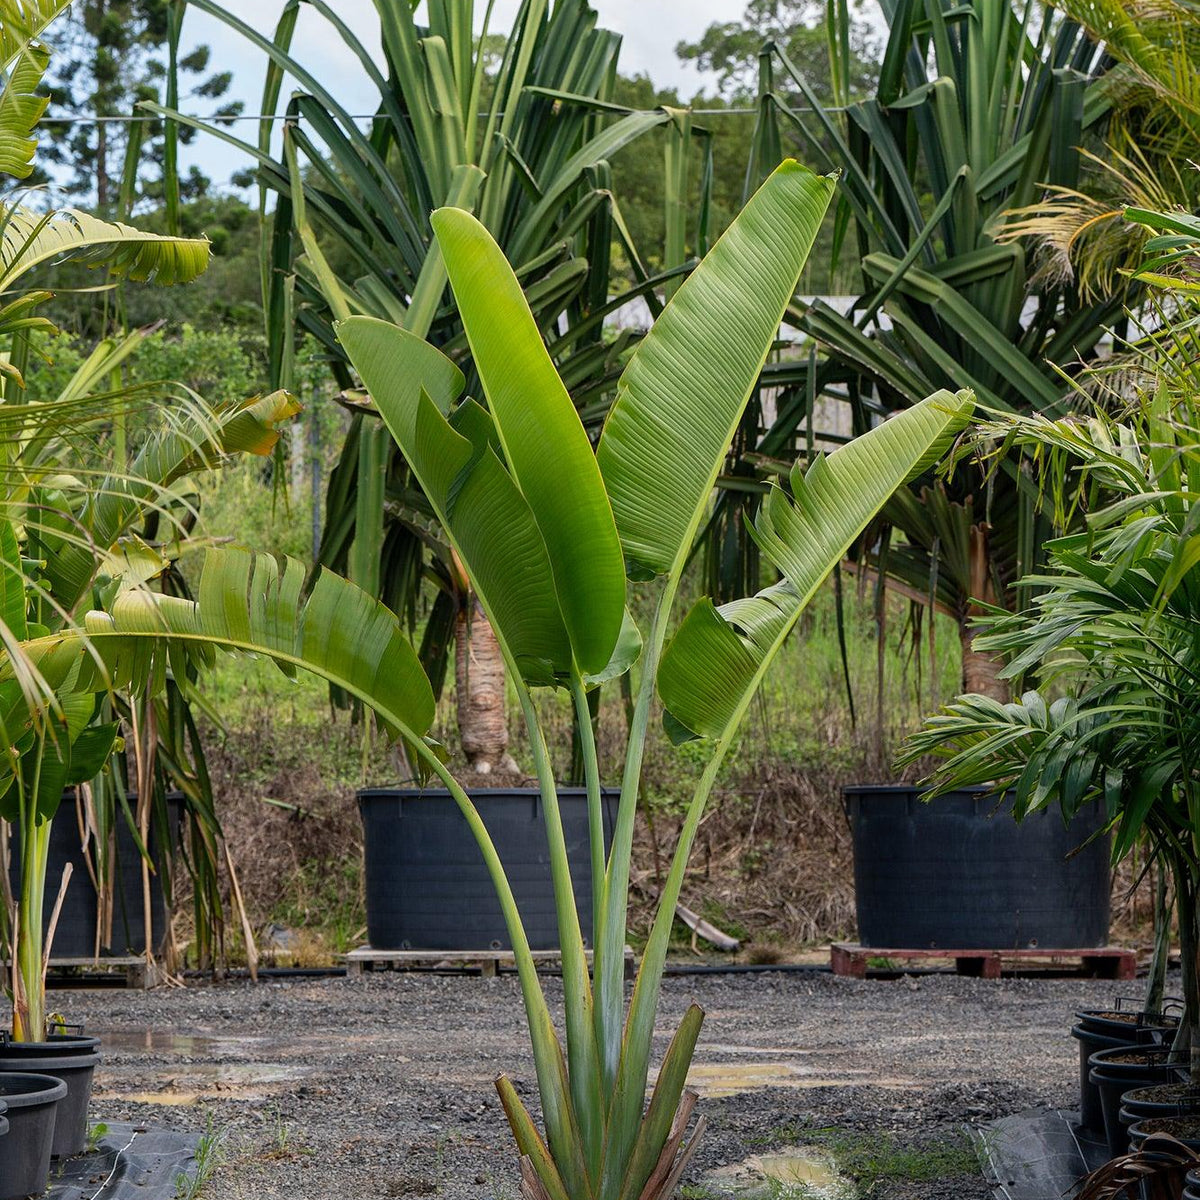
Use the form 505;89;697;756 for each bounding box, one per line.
961;522;1008;700
456;596;518;776
1145;862;1172;1018
1166;853;1200;1079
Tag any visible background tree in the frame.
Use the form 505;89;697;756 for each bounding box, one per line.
677;0;878;102
36;0;242;212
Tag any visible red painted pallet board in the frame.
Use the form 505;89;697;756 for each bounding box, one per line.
830;942;1137;980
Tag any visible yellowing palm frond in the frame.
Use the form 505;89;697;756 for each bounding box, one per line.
1002;133;1196;299
0;206;211;293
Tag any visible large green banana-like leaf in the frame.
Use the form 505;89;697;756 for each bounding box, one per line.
12;548;436;741
431;206;625;675
596;160;836;579
0;42;47;179
337;317;573;683
37;539;587;1200
659;391;974;739
0;206;210;292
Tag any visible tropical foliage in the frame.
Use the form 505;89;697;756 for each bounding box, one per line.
1002;0;1200;298
723;0;1132;702
324;160;970;1198
900;207;1200;1077
0;0;293;1037
153;0;683;693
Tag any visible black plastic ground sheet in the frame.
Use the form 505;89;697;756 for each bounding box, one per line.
973;1108;1110;1200
46;1123;200;1200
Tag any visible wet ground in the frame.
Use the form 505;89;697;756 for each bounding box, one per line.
54;968;1141;1198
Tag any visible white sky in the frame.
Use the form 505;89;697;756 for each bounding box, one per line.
173;0;736;190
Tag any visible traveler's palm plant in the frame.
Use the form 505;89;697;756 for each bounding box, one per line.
157;0;686;729
901;207;1200;1077
25;159;972;1196
729;0;1128;696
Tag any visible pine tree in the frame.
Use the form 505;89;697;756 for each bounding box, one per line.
37;0;242;212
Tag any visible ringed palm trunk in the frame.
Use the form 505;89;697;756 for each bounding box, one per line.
456;596;519;776
961;523;1008;701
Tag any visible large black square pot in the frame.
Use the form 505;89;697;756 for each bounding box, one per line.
359;786;616;951
8;789;183;959
843;785;1111;949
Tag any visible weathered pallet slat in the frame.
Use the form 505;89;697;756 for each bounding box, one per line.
41;956;161;989
830;942;1137;980
344;945;637;980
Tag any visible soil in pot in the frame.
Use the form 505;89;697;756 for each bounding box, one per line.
1077;1008;1180;1040
1119;1083;1200;1146
1089;1045;1185;1158
0;1073;66;1199
0;1034;101;1157
1129;1114;1200;1153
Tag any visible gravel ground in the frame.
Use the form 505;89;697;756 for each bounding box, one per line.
54;968;1141;1199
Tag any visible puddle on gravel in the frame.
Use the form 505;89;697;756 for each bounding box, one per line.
98;1062;311;1106
683;1061;911;1098
93;1029;311;1105
704;1147;853;1198
98;1030;230;1054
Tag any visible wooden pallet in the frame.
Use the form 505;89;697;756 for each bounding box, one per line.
830;942;1137;980
344;945;637;980
40;956;162;989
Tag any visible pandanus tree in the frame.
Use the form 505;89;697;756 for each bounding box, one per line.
1001;0;1200;298
155;0;688;767
901;206;1200;1076
727;0;1132;698
20;159;972;1195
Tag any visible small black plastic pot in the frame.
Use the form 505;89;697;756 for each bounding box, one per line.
0;1034;101;1157
1072;1024;1139;1134
1129;1114;1200;1153
1089;1045;1185;1157
1076;1007;1180;1041
1118;1083;1200;1148
0;1073;66;1199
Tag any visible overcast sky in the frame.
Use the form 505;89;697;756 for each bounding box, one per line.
171;0;735;190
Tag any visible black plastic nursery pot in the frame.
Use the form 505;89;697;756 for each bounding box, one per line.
359;787;616;951
1072;1024;1139;1135
0;1034;101;1157
1119;1083;1200;1147
1071;1009;1179;1133
0;1073;66;1199
1185;1166;1200;1200
1129;1114;1200;1154
1076;1008;1181;1040
844;785;1112;949
1089;1045;1185;1158
8;790;183;958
